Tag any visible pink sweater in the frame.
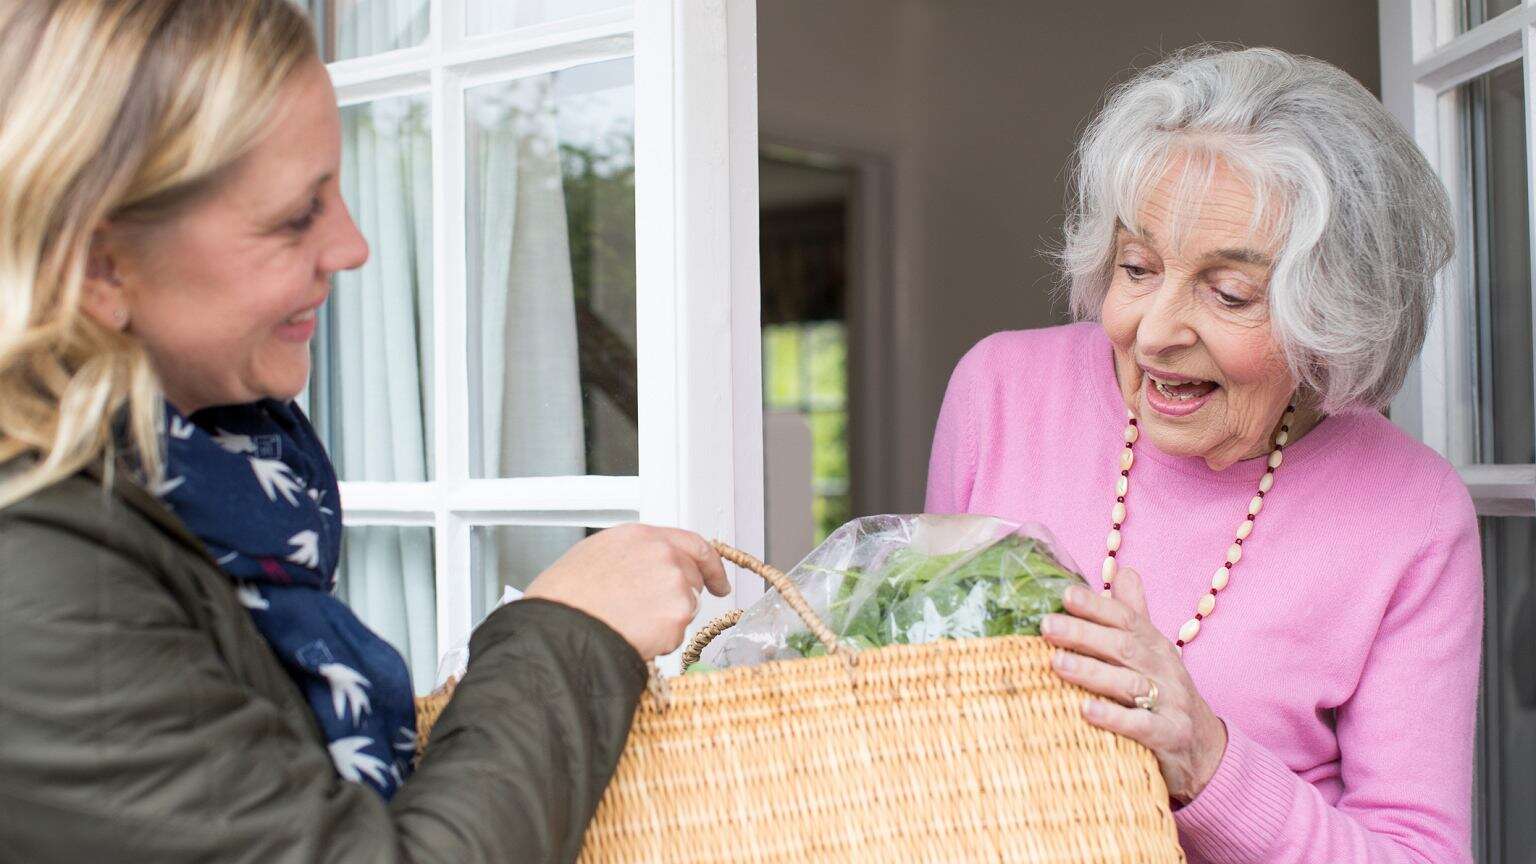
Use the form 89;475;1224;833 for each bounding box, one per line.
925;323;1482;864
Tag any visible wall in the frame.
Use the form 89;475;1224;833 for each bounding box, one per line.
758;0;1381;512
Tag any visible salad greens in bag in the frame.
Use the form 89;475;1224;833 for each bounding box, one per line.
698;514;1085;670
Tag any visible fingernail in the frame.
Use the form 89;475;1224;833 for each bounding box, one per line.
1083;698;1101;720
1064;586;1085;606
1040;615;1057;636
1053;651;1075;672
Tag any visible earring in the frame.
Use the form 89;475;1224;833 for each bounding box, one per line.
113;308;129;329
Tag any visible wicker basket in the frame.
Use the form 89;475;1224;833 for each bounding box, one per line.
416;542;1185;863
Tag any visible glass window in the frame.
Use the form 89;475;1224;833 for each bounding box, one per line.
1476;518;1536;862
763;321;850;541
471;525;594;617
466;0;629;39
306;0;430;63
310;94;435;482
465;60;637;479
335;525;436;695
1462;64;1534;464
1462;0;1523;33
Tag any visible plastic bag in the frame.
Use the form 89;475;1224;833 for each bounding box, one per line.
700;514;1086;670
433;585;523;689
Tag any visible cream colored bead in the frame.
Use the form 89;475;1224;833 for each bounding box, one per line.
1178;618;1202;643
1212;567;1230;591
1235;520;1253;540
1106;529;1122;553
1226;543;1243;565
1101;556;1118;584
1249;495;1264;516
1112;502;1126;524
1274;430;1289;447
1116;475;1129;497
1198;593;1216;616
1259;472;1274;493
1120;448;1135;471
1124;425;1140;444
1268;449;1284;469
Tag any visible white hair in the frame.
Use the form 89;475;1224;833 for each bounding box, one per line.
1060;45;1455;412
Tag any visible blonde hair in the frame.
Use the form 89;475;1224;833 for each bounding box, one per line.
0;0;317;508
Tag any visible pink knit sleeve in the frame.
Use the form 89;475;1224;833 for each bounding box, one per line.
925;342;985;514
1174;467;1481;863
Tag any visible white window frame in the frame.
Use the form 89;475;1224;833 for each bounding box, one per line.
1380;0;1536;517
320;0;765;674
1381;6;1536;862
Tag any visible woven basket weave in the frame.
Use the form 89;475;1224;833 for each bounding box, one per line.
416;542;1185;863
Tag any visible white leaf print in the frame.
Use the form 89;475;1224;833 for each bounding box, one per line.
318;662;372;725
149;475;185;498
168;416;196;440
308;487;336;517
328;737;389;786
250;457;303;506
390;763;405;787
286;530;320;569
236;583;269;610
216;551;240;565
212;428;257;454
393;726;418;754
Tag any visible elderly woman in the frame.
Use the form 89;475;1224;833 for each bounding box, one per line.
927;47;1478;862
0;2;727;862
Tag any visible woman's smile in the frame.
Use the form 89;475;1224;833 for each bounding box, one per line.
1141;364;1220;417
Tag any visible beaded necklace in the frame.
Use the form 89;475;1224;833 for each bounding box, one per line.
1101;404;1297;652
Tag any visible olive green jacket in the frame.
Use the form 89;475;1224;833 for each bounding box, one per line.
0;460;648;863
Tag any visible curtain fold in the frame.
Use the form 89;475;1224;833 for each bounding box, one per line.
468;76;587;614
320;90;436;694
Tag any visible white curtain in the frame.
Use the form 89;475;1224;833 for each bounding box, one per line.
465;0;628;36
316;92;436;695
315;0;428;61
467;75;588;614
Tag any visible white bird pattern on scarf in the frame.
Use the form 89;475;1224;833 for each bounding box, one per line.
318;662;373;725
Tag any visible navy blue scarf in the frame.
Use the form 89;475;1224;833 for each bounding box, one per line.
152;399;415;798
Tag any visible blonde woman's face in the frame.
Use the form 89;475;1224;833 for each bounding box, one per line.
102;59;368;413
1100;157;1296;470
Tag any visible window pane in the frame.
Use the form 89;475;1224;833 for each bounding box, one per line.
1461;0;1521;33
1476;518;1536;862
763;325;804;409
472;525;594;618
466;60;637;479
306;0;429;63
466;0;629;38
806;321;847;409
311;95;435;481
335;526;436;696
1462;64;1534;465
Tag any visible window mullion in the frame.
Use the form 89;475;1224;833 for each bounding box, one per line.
431;9;473;659
1521;25;1536;469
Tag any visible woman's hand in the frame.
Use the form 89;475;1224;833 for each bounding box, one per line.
524;524;732;661
1040;566;1227;803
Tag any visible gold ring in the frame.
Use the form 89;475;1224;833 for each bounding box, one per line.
1133;680;1159;712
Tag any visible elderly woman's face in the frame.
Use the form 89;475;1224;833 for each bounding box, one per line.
1101;158;1296;470
94;59;367;413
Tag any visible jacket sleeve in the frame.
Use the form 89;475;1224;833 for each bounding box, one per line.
0;517;647;864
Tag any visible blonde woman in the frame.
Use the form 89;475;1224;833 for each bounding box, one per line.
0;3;726;861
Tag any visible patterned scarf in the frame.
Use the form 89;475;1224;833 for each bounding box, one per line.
152;399;416;799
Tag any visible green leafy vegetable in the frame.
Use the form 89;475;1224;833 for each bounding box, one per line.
785;534;1078;658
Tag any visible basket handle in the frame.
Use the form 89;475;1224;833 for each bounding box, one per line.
704;540;848;659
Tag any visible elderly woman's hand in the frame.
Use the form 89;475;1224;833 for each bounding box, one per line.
1040;567;1227;803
